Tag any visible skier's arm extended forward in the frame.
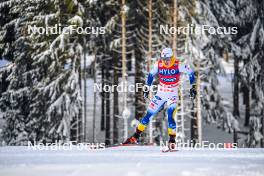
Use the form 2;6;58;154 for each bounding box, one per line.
144;62;158;99
146;62;158;86
179;64;197;99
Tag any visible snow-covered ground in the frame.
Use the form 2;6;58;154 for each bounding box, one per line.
0;146;263;176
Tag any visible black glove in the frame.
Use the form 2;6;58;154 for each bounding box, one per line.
143;90;149;99
190;84;197;99
143;85;150;99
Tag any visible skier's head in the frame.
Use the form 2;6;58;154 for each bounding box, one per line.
160;47;175;67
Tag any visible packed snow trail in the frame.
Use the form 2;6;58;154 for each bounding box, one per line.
0;146;264;176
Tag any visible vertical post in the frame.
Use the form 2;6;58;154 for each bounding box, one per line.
175;78;184;143
121;0;128;140
148;0;153;144
173;0;179;142
172;0;178;55
180;78;184;142
83;38;87;142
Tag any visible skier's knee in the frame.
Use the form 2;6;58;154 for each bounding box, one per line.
168;123;176;130
140;111;153;125
167;103;177;115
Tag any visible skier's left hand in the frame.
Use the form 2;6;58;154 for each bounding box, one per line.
143;85;150;99
143;90;149;99
190;84;197;99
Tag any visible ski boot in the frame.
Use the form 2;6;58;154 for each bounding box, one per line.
168;134;176;150
123;129;142;145
123;136;138;145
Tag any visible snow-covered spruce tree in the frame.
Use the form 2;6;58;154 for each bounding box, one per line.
230;0;263;146
180;0;239;134
0;0;84;145
207;0;264;146
237;0;264;147
30;0;85;143
208;0;243;120
0;0;17;110
0;0;17;62
0;63;14;126
0;0;36;145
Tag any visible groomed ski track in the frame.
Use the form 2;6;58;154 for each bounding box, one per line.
0;146;264;176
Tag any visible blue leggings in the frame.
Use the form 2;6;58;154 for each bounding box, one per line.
138;95;177;135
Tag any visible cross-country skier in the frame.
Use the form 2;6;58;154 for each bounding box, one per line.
123;47;197;149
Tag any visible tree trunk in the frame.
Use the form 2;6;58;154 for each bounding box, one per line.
190;71;199;146
121;0;128;140
101;64;105;131
243;59;250;126
92;54;97;142
105;66;111;146
244;85;250;126
190;100;198;146
78;61;83;142
134;47;145;120
233;56;240;118
113;54;119;144
172;0;177;55
261;110;264;147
